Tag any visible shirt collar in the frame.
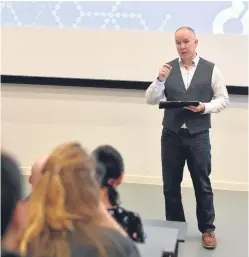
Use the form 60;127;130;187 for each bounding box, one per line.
178;54;200;67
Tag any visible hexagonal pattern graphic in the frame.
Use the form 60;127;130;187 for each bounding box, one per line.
1;1;248;34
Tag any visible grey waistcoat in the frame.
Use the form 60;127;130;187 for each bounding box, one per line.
162;57;214;134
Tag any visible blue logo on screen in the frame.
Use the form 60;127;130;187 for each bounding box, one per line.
1;1;248;35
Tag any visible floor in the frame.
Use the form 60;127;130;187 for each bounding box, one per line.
22;178;248;257
119;183;248;257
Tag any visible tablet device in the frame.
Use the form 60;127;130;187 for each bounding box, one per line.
159;101;199;109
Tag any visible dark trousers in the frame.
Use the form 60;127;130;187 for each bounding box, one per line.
161;127;215;233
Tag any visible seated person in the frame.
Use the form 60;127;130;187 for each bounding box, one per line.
19;142;141;257
27;154;125;237
1;151;26;257
93;145;145;243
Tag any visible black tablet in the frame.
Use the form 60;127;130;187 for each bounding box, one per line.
159;101;199;109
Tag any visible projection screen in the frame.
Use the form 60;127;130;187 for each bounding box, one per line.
1;1;248;87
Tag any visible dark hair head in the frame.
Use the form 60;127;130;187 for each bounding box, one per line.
1;151;22;236
95;161;106;184
92;145;124;206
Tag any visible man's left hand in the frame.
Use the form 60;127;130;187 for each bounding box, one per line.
184;103;205;113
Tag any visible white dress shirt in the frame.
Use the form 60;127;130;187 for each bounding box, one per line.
145;55;229;120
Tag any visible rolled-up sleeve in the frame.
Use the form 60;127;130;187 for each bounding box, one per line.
145;79;166;105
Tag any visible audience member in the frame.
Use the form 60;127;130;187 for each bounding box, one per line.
19;142;141;257
1;151;26;256
93;145;145;243
27;154;126;237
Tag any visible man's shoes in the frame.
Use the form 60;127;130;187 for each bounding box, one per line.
202;231;217;249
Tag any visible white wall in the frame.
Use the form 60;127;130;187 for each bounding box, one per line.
1;26;248;86
1;84;248;191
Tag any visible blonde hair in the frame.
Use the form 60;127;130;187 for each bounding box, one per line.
19;142;109;257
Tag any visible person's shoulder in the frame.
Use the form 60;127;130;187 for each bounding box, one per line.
111;206;142;220
199;57;215;66
167;58;179;66
198;57;216;74
71;227;141;257
103;227;141;256
125;208;143;222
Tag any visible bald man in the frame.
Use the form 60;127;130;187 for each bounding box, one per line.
145;26;229;249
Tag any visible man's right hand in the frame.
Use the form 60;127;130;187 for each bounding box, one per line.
158;64;172;81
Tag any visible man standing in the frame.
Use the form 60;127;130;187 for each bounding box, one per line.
145;26;229;249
